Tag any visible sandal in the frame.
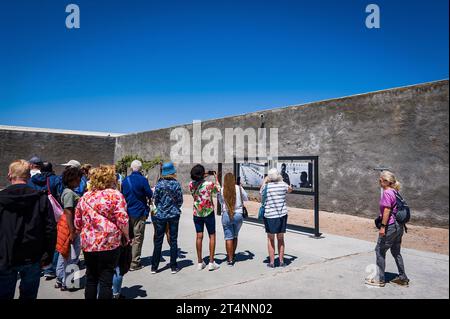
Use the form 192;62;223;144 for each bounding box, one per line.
365;278;385;287
390;276;410;287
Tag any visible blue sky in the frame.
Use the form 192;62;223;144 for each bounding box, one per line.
0;0;448;133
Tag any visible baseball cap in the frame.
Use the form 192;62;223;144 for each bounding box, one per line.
61;160;81;168
29;156;43;165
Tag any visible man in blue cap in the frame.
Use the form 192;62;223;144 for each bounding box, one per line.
28;156;43;177
121;160;153;271
151;162;183;274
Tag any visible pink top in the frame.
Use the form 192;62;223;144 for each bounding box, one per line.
75;189;129;252
379;188;398;225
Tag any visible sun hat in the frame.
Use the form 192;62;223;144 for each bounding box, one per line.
60;160;81;168
161;161;176;176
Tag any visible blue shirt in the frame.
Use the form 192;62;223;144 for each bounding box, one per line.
121;171;153;218
28;172;62;200
74;175;87;196
154;178;183;220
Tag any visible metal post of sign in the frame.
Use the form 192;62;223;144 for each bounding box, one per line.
313;156;320;237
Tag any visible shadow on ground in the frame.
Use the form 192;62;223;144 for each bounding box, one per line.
263;254;298;267
141;248;189;267
122;285;147;299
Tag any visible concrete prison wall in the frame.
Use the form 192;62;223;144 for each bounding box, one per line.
0;127;117;189
115;80;449;227
1;80;448;227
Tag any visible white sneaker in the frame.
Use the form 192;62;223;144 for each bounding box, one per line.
208;262;220;271
197;262;206;271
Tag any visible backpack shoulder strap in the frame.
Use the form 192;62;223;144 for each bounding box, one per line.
160;180;178;205
46;177;51;194
192;181;203;198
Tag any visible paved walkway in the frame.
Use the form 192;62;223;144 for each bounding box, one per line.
31;208;449;299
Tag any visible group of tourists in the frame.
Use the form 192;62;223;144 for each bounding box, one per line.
0;155;409;300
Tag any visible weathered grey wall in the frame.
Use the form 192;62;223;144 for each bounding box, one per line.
0;129;116;189
1;81;447;227
115;80;449;227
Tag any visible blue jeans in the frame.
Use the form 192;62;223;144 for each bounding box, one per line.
112;267;123;296
151;215;180;270
43;251;59;276
0;262;41;299
222;212;243;240
56;236;81;288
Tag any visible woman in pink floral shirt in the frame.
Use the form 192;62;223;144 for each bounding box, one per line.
75;165;130;299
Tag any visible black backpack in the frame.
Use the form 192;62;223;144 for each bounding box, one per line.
393;191;411;232
374;191;411;232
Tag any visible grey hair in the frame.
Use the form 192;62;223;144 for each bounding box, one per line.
267;168;282;182
130;160;142;172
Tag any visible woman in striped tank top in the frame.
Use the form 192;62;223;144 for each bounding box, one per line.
260;168;292;268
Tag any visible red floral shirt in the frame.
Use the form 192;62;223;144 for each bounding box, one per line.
189;180;221;217
75;189;129;252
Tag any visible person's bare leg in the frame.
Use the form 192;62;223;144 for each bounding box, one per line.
166;226;171;246
233;238;238;257
267;234;275;265
277;233;285;264
196;233;204;263
209;234;216;264
225;240;234;262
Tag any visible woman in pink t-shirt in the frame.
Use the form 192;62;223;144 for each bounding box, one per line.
365;171;409;287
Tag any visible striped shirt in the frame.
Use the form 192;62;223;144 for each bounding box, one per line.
261;182;289;218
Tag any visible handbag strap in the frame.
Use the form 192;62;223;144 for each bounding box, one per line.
46;177;51;194
261;184;268;206
126;177;138;199
159;180;178;206
238;185;246;209
192;180;203;199
83;195;121;231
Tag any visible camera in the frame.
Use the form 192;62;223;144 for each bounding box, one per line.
207;170;216;175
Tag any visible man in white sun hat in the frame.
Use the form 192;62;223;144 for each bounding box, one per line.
60;160;81;169
57;160;83;197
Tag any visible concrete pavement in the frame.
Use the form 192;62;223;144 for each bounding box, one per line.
30;208;449;299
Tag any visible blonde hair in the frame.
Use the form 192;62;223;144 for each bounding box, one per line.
380;171;401;191
9;160;30;181
162;173;177;179
89;165;117;191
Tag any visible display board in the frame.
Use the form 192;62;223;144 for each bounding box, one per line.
233;155;321;237
238;160;268;189
275;159;314;193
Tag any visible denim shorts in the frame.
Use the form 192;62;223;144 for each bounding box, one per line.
193;212;216;235
264;215;288;234
222;212;243;240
